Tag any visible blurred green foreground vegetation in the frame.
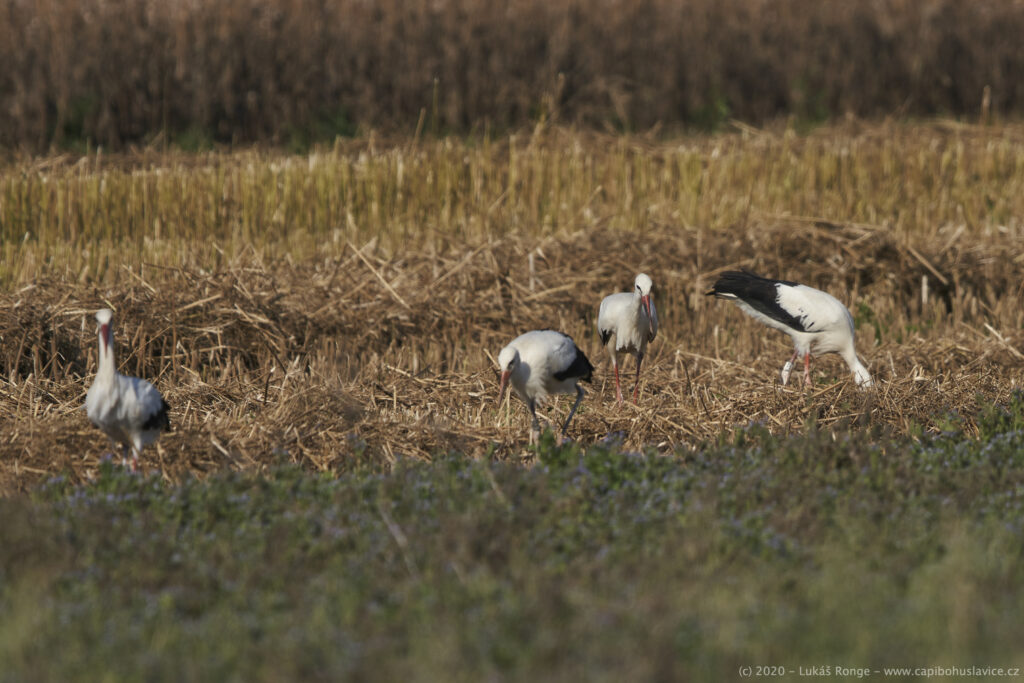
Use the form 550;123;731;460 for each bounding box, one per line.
2;394;1024;681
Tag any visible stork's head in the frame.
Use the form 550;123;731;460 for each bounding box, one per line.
95;308;114;350
634;273;654;319
852;363;873;388
497;345;520;402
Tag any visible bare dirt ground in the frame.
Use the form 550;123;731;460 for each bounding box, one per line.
2;220;1022;494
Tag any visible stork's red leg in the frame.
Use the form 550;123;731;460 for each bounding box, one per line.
528;401;541;446
561;385;585;439
781;350;799;385
632;354;644;403
803;352;812;387
613;362;623;404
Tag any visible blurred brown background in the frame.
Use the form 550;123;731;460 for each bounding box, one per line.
2;0;1022;150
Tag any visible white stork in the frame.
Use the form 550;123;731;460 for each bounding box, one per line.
497;330;594;444
85;308;171;470
597;273;658;403
706;270;872;387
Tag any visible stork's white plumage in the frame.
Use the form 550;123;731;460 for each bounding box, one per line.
85;309;170;470
706;271;872;388
597;273;659;403
497;330;594;444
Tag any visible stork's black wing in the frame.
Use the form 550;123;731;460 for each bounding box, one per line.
706;270;809;333
553;343;594;383
142;398;171;432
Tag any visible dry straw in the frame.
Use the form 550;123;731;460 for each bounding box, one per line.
1;125;1023;493
1;221;1022;494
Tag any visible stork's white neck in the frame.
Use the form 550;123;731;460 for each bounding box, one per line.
630;289;645;317
841;347;872;387
97;325;117;381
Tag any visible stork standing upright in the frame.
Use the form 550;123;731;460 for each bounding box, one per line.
85;308;171;470
706;270;872;387
597;273;659;403
497;330;594;445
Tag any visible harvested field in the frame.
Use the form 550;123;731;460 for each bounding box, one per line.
2;171;1023;493
2;124;1024;494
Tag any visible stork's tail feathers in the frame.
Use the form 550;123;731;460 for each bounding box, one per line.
142;398;172;432
554;347;595;383
580;354;595;383
574;350;595;383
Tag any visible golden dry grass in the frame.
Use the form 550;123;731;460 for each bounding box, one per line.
1;123;1023;495
5;122;1024;280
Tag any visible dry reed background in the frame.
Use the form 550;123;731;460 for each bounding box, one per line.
3;0;1024;150
1;123;1023;494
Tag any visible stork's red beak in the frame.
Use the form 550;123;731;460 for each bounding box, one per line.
641;294;652;320
99;323;110;350
498;369;511;402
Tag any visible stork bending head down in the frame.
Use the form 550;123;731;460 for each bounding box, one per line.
706;270;872;388
497;330;594;445
85;308;171;470
597;273;659;403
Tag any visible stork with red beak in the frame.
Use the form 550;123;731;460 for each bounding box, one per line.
85;308;171;470
497;330;594;445
597;273;659;403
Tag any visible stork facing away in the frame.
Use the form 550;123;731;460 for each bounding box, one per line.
706;270;872;388
597;273;659;403
497;330;594;445
85;308;171;470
